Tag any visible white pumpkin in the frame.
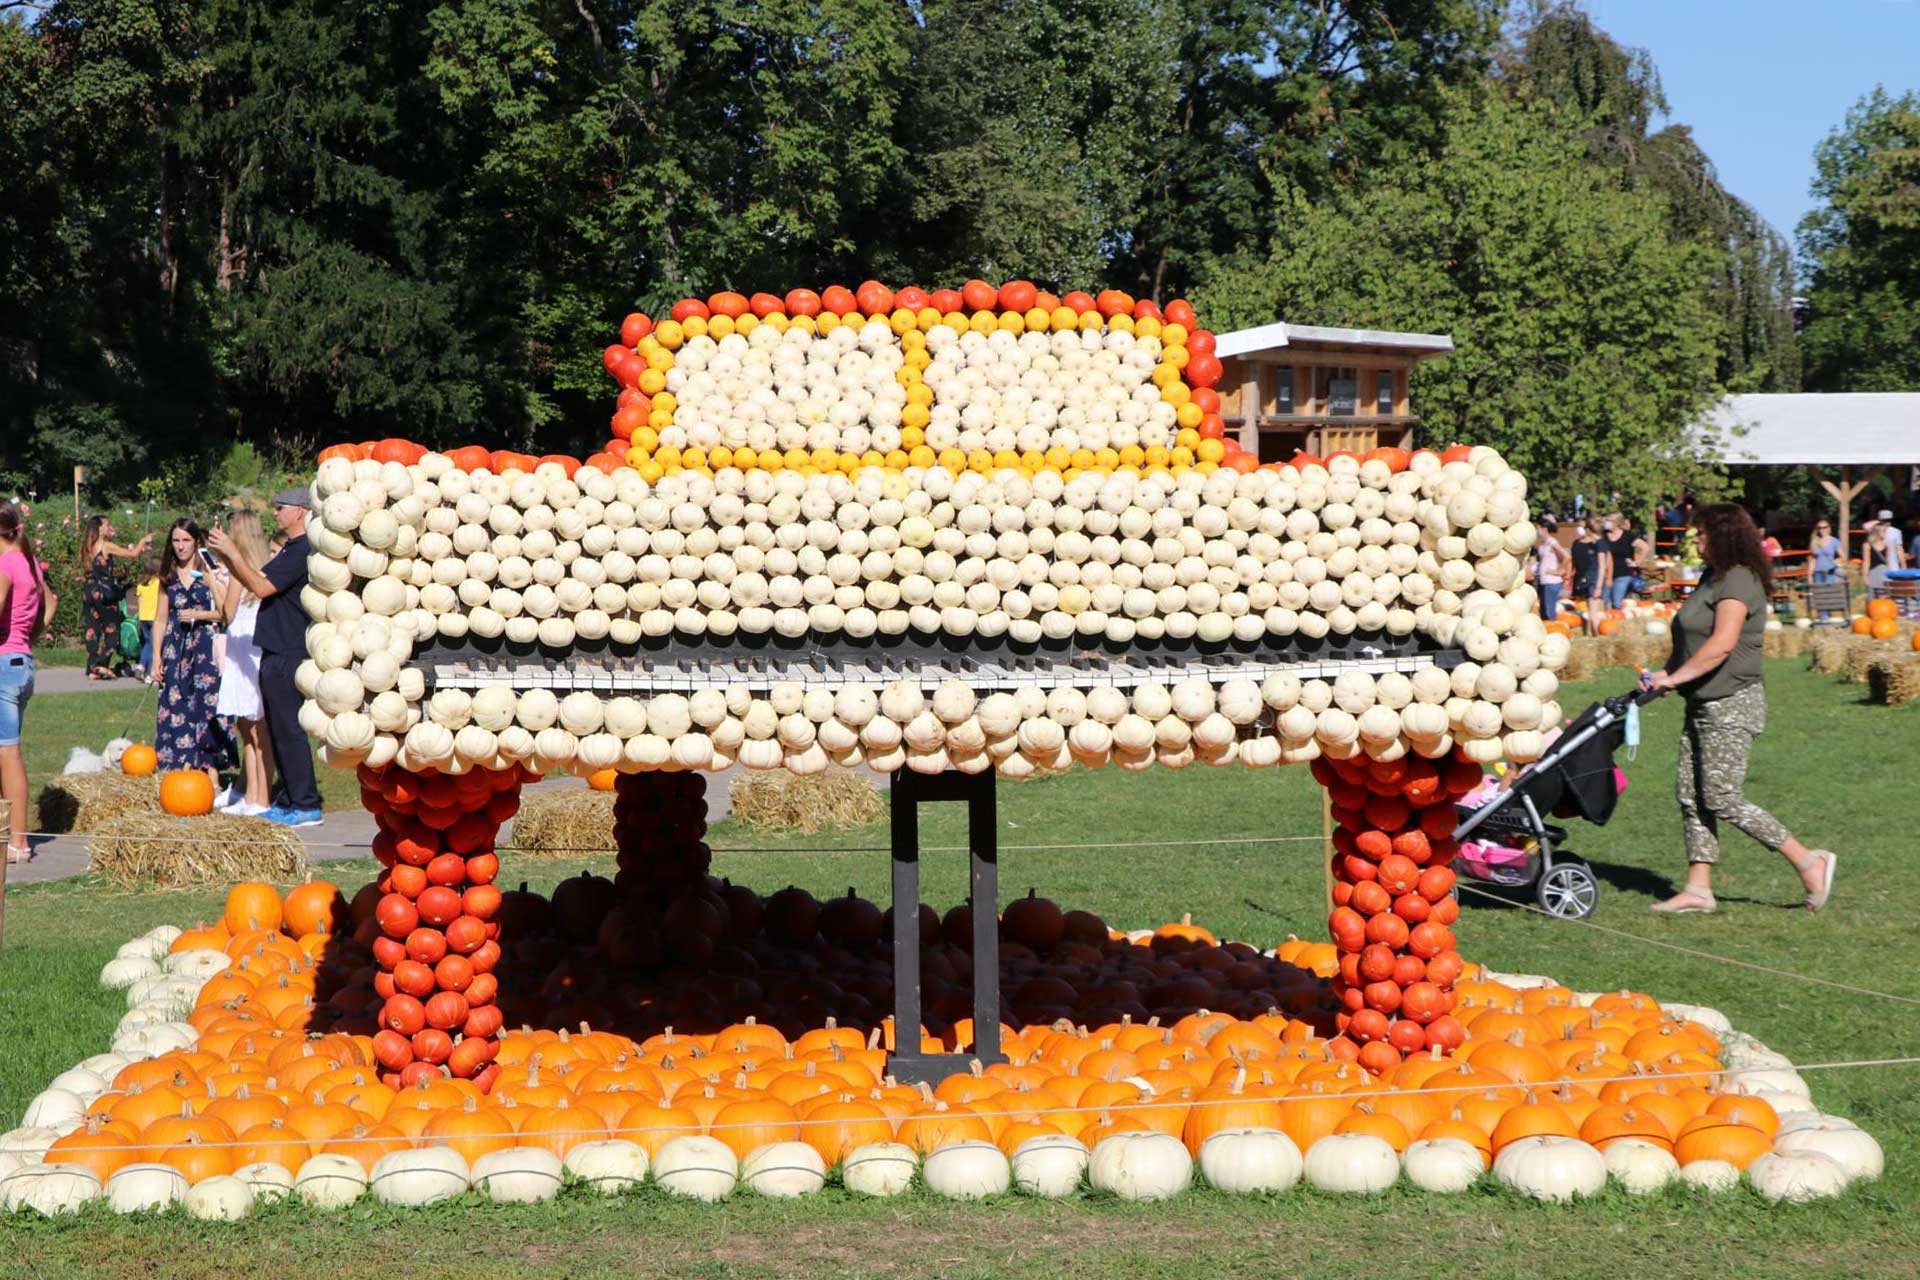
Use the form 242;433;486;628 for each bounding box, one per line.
21;1088;86;1131
370;1145;470;1206
1772;1123;1884;1181
105;1162;187;1213
1089;1131;1192;1202
741;1141;827;1198
470;1146;565;1204
100;955;162;990
564;1140;649;1194
1602;1139;1678;1194
841;1142;918;1197
1304;1133;1399;1195
0;1126;59;1162
1198;1128;1303;1193
4;1163;100;1216
294;1154;369;1208
183;1174;255;1221
652;1136;738;1201
1747;1150;1851;1203
233;1161;295;1202
1493;1136;1604;1202
1008;1134;1088;1199
1679;1158;1740;1192
922;1140;1011;1200
1400;1138;1485;1193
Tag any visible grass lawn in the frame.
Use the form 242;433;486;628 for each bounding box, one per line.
2;659;1916;1279
32;643;88;668
19;689;362;822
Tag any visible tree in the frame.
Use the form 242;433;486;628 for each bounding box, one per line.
1502;1;1798;392
1197;88;1725;511
1798;87;1920;392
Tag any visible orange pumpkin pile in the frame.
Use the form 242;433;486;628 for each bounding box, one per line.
62;869;1783;1180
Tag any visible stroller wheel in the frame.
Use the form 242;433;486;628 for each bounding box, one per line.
1536;859;1599;920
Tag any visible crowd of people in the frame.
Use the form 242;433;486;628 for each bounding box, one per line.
0;488;319;865
1528;496;1917;627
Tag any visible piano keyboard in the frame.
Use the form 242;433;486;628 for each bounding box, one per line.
418;645;1467;695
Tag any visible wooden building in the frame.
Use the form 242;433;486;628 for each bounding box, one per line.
1215;323;1455;462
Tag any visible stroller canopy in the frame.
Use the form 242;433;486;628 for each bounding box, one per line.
1508;702;1631;826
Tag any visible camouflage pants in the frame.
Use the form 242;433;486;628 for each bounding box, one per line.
1676;682;1792;864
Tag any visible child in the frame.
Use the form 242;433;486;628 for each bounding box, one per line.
135;552;162;673
215;512;274;815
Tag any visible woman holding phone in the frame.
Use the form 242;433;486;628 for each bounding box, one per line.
149;519;234;789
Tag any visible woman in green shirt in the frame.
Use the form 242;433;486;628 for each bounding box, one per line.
1640;504;1837;914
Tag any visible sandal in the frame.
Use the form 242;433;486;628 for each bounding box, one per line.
5;841;32;865
1650;889;1716;915
1803;851;1838;911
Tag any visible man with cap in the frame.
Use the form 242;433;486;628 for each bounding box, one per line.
1878;510;1906;565
207;487;321;827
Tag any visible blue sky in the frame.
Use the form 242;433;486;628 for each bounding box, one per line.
1583;0;1920;255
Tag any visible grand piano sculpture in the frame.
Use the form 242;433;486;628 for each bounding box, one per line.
296;283;1565;1092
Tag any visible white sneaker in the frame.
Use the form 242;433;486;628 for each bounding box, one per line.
221;799;269;817
216;784;245;809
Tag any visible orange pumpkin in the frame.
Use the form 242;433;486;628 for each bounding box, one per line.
1673;1115;1772;1168
283;881;346;937
223;882;284;935
1870;618;1899;640
1851;615;1874;635
120;743;158;777
1867;598;1897;622
586;768;619;792
159;769;216;816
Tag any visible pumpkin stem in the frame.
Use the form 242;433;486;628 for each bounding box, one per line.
915;1081;935;1102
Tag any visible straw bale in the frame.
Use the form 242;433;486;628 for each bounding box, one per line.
36;772;160;834
1561;637;1599;683
506;788;617;857
1868;657;1920;706
730;769;885;834
90;812;303;888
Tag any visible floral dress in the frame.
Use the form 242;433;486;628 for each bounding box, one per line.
156;573;235;771
83;552;128;672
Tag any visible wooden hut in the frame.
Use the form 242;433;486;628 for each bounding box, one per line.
1215;323;1455;461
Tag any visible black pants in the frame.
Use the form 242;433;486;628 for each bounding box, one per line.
259;650;320;811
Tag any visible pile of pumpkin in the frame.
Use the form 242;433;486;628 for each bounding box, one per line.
1;882;1883;1217
1849;598;1919;646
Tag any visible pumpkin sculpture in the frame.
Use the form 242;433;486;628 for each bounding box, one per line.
195;285;1557;1098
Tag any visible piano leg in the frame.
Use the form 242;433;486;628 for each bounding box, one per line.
886;768;1006;1085
1316;747;1475;1073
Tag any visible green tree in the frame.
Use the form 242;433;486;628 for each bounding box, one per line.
1502;2;1798;392
1798;87;1920;392
1197;89;1724;511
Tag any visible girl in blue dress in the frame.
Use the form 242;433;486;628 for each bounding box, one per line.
149;519;234;786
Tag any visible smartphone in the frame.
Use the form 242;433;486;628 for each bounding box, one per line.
199;548;219;570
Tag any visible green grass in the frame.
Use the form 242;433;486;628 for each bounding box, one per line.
32;644;88;668
2;659;1917;1279
19;689;362;822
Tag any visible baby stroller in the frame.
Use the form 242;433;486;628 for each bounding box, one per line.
1450;688;1659;919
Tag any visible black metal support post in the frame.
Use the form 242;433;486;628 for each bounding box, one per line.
885;768;1004;1085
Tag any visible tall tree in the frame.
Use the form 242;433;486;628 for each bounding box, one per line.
1198;89;1725;511
1797;87;1920;392
1502;1;1798;392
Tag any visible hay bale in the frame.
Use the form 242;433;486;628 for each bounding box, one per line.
1562;637;1599;683
36;772;160;834
506;788;616;857
1843;641;1882;684
90;812;303;888
1868;657;1920;706
1807;632;1856;674
1763;627;1809;660
730;768;885;834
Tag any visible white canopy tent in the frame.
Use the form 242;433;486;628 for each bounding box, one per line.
1692;393;1920;563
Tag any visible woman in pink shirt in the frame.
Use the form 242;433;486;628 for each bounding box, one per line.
1;500;58;863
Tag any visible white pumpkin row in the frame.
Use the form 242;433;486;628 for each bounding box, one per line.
301;452;1534;653
667;322;1182;459
301;654;1566;778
